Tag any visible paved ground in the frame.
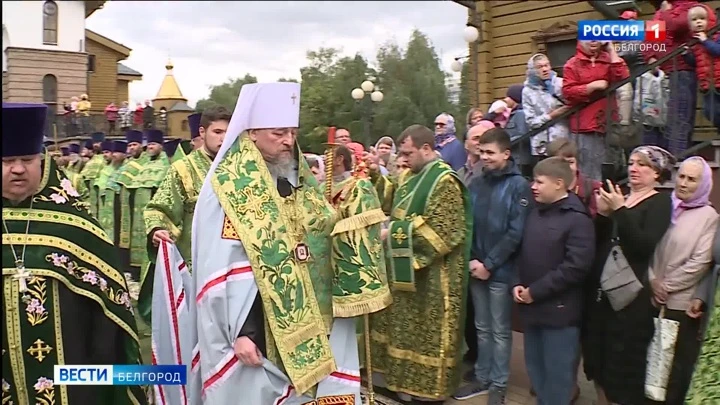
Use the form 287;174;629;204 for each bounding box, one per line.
446;332;597;405
136;312;597;405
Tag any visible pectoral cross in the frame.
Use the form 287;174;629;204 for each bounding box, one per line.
13;260;31;293
291;93;297;105
27;339;53;362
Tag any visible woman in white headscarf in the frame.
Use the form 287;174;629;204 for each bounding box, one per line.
374;136;397;175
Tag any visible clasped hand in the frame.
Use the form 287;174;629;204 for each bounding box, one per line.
469;259;490;280
513;285;533;304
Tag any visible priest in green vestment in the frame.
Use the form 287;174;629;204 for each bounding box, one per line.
63;143;88;200
163;138;185;163
89;141;114;219
111;130;147;278
138;108;229;322
97;141;127;243
367;124;472;403
1;102;147;405
81;132;107;216
128;129;170;276
324;144;392;317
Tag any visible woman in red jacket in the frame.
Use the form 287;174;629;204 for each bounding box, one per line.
562;41;630;181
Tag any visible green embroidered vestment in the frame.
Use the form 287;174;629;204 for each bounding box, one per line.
327;174;392;318
211;137;338;394
1;155;146;405
127;153;170;268
369;159;472;401
138;149;211;323
81;155;106;217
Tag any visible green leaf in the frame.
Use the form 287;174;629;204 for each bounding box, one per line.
233;176;252;191
273;277;286;292
366;281;382;291
295;281;305;310
244;160;259;173
359;240;374;270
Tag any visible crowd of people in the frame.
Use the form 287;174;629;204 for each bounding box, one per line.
60;96;168;137
3;2;720;403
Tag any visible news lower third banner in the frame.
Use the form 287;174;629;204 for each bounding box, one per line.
54;365;187;385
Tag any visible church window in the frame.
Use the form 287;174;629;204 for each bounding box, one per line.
546;40;576;77
531;22;578;77
88;55;96;72
42;74;58;107
43;1;58;45
181;120;188;132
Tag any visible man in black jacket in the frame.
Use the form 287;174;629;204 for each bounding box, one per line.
514;157;595;405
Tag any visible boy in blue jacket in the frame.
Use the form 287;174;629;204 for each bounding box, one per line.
515;157;595;405
453;128;532;404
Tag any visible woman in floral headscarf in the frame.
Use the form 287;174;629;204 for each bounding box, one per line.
582;145;674;405
647;156;718;404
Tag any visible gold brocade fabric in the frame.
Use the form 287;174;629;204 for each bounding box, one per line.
327;175;392;317
369;173;470;400
143;149;212;265
210;136;338;394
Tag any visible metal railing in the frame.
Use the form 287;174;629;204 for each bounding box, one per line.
512;22;720;182
47;111;170;139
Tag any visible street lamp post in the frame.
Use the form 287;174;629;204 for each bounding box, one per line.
351;78;383;148
452;21;481;107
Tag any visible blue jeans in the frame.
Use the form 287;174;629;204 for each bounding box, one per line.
470;279;512;389
524;326;580;405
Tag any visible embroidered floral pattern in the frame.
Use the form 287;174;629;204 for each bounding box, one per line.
45;253;132;311
25;277;48;326
33;170;90;213
33;377;54;405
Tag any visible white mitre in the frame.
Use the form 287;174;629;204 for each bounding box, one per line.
191;82;301;262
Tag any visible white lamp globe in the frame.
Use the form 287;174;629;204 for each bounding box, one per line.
463;26;480;43
450;60;463;72
370;90;384;102
361;80;375;92
351;88;365;100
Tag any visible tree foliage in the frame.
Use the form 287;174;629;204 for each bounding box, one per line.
194;29;467;150
194;74;258;112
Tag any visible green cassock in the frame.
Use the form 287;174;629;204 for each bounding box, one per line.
368;159;472;401
94;162;120;240
1;155;147;405
127;153;170;273
137;148;212;322
80;154;106;217
63;160;89;201
105;155;147;272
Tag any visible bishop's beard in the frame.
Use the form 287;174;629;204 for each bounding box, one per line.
266;158;298;180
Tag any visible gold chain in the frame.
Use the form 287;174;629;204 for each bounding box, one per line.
2;198;34;267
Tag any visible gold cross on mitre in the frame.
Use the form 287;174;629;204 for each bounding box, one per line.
27;339;53;362
291;93;298;105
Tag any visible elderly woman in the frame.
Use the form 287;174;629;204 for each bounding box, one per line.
522;53;570;157
685;223;720;404
374;136;397;175
466;107;485;128
647;157;719;404
582;145;674;405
